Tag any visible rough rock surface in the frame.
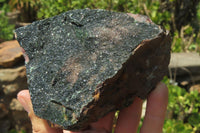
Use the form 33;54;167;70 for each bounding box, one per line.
0;40;24;68
15;9;171;131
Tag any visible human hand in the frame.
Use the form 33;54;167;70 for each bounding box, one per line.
17;82;168;133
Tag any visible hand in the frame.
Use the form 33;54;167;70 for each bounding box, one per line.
17;82;168;133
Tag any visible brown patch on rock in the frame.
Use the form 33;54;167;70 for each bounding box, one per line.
64;58;83;85
127;13;153;24
90;53;97;61
87;74;98;86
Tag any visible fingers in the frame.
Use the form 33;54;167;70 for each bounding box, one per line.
17;82;168;133
140;82;168;133
20;48;29;63
17;90;114;133
17;90;62;133
90;112;115;133
114;97;143;133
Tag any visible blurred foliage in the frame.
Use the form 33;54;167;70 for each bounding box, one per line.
0;11;14;42
163;119;193;133
134;77;200;132
172;26;200;52
9;129;26;133
37;0;70;19
36;0;200;53
162;77;200;132
0;0;200;52
36;0;172;28
0;1;200;133
8;0;39;22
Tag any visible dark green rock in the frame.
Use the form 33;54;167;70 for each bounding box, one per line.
15;9;171;131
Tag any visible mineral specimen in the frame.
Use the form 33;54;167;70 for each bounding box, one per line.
15;9;171;131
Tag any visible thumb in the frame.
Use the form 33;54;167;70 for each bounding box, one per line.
17;90;62;133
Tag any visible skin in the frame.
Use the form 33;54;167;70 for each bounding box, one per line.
17;82;168;133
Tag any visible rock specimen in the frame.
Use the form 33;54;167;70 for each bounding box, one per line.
15;9;171;131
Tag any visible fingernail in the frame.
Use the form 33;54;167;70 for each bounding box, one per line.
20;47;30;63
17;92;30;113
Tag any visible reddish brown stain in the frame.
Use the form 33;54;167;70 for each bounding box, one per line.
62;57;83;85
93;92;100;102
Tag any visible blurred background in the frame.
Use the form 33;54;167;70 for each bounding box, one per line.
0;0;200;133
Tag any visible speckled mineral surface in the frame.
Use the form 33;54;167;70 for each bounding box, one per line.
15;9;171;131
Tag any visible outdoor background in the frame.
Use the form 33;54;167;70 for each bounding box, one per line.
0;0;200;133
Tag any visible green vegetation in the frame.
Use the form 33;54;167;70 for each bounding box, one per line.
134;77;200;132
115;76;200;133
9;129;26;133
1;0;200;51
163;77;200;132
0;1;200;132
0;11;14;41
0;0;14;42
1;0;200;52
